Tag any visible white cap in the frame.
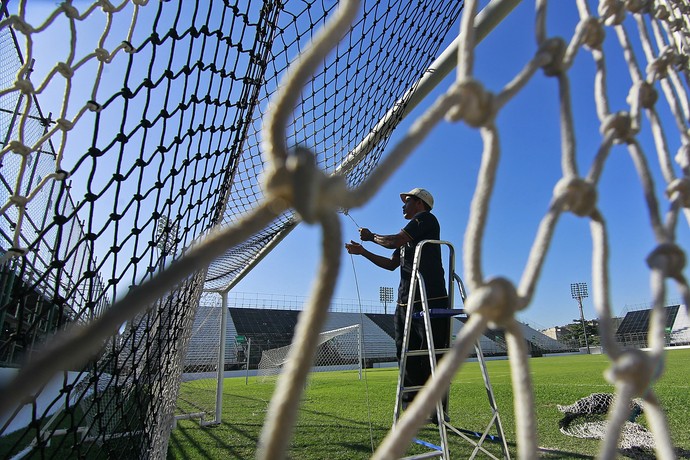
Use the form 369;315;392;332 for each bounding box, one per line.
400;188;434;210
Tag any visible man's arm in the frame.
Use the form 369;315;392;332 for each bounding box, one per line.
359;228;411;249
344;241;399;271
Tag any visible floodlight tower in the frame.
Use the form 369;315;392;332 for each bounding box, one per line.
570;282;590;354
380;286;394;314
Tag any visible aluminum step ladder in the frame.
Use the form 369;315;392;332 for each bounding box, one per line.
393;240;511;460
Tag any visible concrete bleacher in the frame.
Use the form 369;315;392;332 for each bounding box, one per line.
185;306;222;370
450;317;508;356
518;322;571;354
365;313;396;339
185;306;245;371
322;312;396;361
670;305;690;345
229;308;301;364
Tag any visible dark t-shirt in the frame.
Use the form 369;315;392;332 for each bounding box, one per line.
394;211;447;308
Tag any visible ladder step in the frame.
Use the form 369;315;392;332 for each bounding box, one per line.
413;438;443;451
401;385;425;393
404;347;451;356
412;308;465;319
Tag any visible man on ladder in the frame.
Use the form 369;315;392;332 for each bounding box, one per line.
345;187;450;419
347;188;510;459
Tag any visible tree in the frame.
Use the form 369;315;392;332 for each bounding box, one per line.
560;319;600;347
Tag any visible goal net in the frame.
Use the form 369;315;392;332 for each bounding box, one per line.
257;324;362;382
557;393;655;455
175;291;229;425
1;0;689;459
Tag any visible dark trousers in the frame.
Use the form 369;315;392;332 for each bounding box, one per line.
394;303;450;403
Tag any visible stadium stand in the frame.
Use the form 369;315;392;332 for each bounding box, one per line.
322;312;396;363
517;322;572;355
615;305;682;348
182;306;583;374
229;308;301;365
616;309;652;336
670;305;689;346
185;306;243;372
365;313;396;339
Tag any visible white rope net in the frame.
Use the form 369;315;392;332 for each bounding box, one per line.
257;324;361;382
1;0;689;459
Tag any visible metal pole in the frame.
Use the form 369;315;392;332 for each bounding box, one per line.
357;323;363;380
245;338;251;385
578;297;590;354
214;293;228;424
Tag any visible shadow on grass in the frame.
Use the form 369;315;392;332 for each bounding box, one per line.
169;419;261;460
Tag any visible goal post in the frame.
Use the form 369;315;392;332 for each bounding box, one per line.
257;324;363;382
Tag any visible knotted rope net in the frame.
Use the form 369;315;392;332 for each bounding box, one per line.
0;0;689;459
557;393;655;455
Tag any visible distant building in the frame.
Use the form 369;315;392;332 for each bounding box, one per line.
540;325;573;341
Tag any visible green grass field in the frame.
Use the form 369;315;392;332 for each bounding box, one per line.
168;348;690;459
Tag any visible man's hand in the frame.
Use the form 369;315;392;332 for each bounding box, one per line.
345;240;365;255
359;228;374;242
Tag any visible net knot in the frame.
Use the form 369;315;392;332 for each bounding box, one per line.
605;349;659;396
133;0;150;5
121;41;135;54
666;177;690;208
86;100;102;112
627;81;657;109
554;177;598;217
56;118;74;131
646;243;686;279
600;111;635;143
99;1;117;13
670;17;685;33
579;17;605;50
8;141;31;156
61;3;80;19
56;62;74;78
446;79;495;127
646;46;676;79
15;79;34;95
262;146;347;224
95;48;111;63
624;0;650;14
6;16;33;35
653;3;669;20
54;170;69;181
539;37;567;76
464;277;518;328
598;0;626;26
10;195;29;207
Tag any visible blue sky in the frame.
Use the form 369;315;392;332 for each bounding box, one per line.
10;1;689;329
233;1;690;328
